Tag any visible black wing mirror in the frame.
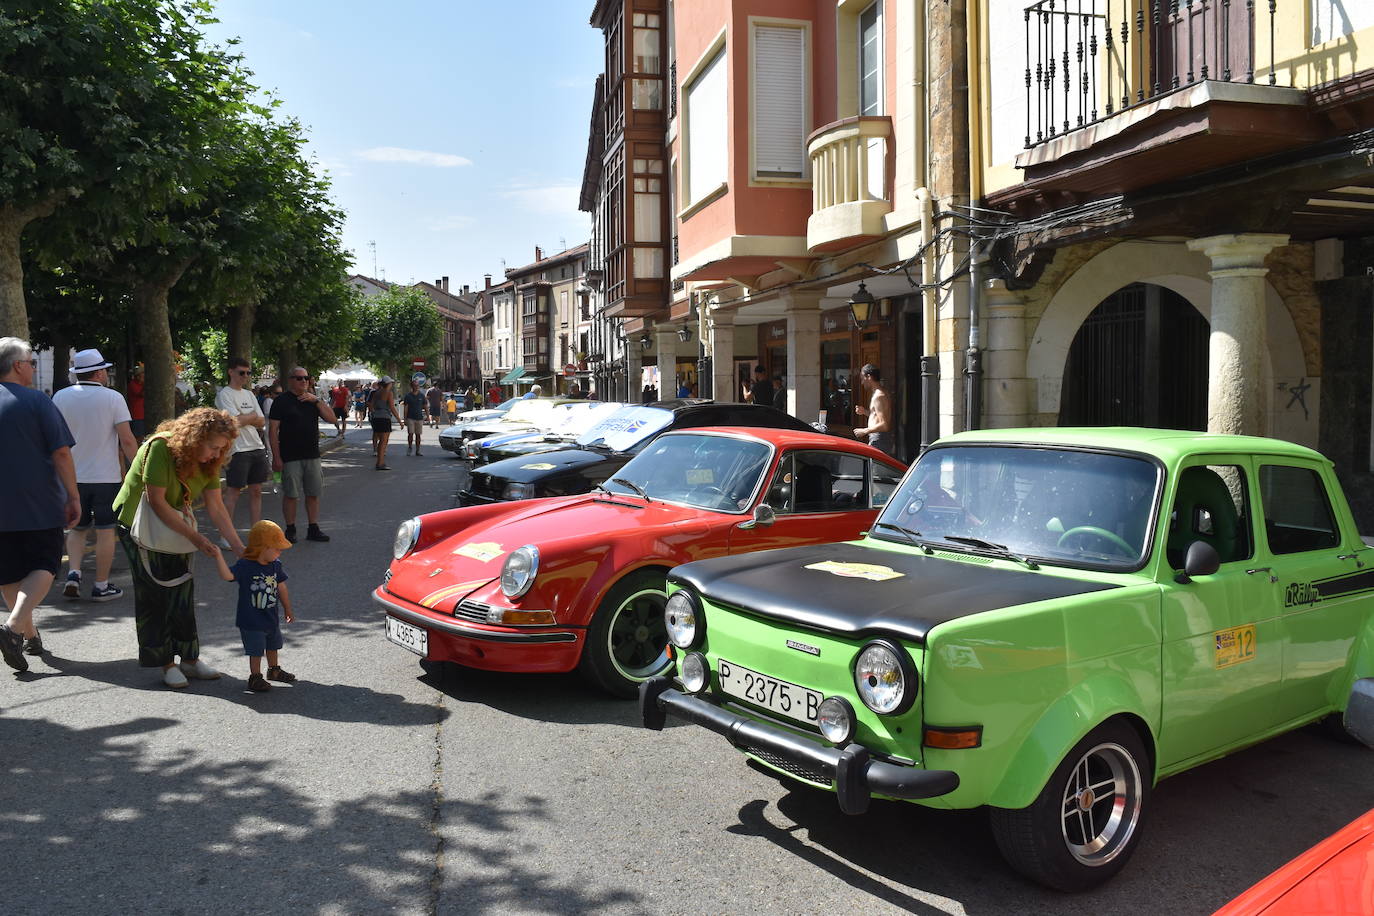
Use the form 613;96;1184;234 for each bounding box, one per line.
737;504;776;530
1175;541;1221;584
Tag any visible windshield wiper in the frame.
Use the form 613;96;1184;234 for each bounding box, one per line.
940;535;1039;569
873;522;932;553
608;477;652;503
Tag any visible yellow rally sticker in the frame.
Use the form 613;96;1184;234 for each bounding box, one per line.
521;463;555;470
1215;624;1257;669
419;579;491;609
453;542;503;562
805;561;904;582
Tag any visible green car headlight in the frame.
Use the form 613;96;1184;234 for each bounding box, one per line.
504;482;536;500
499;545;539;598
681;652;709;694
817;696;856;745
392;517;420;560
664;589;702;649
854;640;917;715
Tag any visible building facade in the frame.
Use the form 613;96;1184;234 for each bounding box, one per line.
412;277;478;388
498;245;592;394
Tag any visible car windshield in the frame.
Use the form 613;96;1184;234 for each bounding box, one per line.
575;406;674;451
874;445;1160;569
550;401;626;437
601;433;771;512
503;399;560;424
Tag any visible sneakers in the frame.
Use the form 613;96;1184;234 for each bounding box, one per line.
163;666;189;689
218;536;232;549
266;665;297;683
284;524;298;544
90;584;123;602
247;673;271;692
0;624;29;672
179;659;222;680
63;570;81;599
406;446;412;455
23;630;44;656
415;450;423;456
306;524;330;543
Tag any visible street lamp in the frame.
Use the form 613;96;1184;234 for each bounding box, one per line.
639;334;652;351
677;326;693;343
847;281;883;329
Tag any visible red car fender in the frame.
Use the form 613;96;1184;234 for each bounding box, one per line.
414;502;526;552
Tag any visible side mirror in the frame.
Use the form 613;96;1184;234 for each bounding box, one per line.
1175;540;1221;584
737;504;776;530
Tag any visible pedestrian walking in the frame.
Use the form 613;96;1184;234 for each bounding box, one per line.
369;376;402;470
210;519;296;693
330;381;350;436
425;383;442;429
215;357;270;540
112;407;246;688
747;365;773;408
0;338;81;671
402;379;427;456
52;347;140;606
487;383;501;406
268;367;335;543
447;392;460;423
353;384;367;428
464;387;476;411
853;363;896;458
125;364;146;439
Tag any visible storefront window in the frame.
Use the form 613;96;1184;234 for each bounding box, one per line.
822;338;852;425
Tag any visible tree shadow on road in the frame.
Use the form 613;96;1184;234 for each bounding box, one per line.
1;715;642;916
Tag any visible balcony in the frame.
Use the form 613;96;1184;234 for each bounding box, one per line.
806;116;893;253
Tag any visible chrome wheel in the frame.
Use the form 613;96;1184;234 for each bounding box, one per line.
1059;741;1143;867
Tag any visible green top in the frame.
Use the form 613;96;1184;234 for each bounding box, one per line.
114;434;221;528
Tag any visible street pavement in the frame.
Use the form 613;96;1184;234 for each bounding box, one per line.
5;421;1374;915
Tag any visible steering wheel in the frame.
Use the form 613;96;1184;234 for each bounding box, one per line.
1057;525;1135;558
690;485;732;509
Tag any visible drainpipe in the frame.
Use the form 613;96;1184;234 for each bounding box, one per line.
919;188;940;452
964;244;983;431
963;0;985;432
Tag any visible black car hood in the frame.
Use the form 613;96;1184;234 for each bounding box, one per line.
668;541;1117;644
473;448;620;485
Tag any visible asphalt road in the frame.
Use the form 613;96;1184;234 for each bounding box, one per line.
5;423;1373;915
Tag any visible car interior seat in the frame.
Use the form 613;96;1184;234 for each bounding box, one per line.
1167;466;1243;568
794;463;834;512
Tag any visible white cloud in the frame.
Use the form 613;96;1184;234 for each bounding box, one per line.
357;147;473;168
500;185;580;215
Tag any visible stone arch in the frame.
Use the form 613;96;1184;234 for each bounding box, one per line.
1026;240;1310;440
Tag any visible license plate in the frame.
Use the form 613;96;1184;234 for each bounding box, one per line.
718;658;823;725
385;616;428;656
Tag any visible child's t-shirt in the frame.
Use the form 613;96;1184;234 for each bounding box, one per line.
231;558;288;632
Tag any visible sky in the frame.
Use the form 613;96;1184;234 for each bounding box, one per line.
202;0;604;290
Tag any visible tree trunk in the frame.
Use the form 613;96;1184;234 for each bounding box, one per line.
277;342;299;386
50;332;70;391
227;301;256;367
0;196;69;340
132;257;195;430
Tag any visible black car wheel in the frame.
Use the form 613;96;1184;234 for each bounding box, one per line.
579;570;672;698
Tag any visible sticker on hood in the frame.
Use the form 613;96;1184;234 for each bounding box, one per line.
453;541;503;562
804;560;905;581
521;462;556;470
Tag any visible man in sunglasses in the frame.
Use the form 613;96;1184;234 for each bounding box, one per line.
268;368;336;543
216;357;269;541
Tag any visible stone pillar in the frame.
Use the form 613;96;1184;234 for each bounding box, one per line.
782;291;824;421
1186;233;1288;436
655;327;678;399
982;279;1029;428
708;309;736;402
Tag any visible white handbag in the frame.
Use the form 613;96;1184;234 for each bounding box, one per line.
129;482;198;588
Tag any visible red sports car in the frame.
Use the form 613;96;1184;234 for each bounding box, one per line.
374;427;907;696
1213;808;1374;915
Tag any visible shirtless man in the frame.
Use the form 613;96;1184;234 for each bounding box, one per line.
853;363;895;457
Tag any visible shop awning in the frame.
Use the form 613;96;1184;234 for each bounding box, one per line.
499;367;527;384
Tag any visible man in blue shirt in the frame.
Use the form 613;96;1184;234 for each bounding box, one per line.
0;338;81;671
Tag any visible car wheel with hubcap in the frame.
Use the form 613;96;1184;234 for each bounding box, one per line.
990;720;1150;891
579;570;672;698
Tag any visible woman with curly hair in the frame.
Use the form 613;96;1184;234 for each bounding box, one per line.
113;408;247;688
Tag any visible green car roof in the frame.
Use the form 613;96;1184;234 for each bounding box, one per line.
936;427;1328;466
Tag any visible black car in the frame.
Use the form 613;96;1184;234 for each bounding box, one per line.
458;401;828;505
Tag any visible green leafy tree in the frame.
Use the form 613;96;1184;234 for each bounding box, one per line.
353;286;442;378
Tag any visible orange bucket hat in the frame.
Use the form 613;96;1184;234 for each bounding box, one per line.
243;520;292;561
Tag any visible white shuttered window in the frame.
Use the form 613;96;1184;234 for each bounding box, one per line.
753;25;807;179
685;48;727;206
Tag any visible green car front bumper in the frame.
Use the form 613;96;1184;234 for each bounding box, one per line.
639;678;959;814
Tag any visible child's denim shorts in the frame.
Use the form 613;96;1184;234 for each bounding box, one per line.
240;625;284;657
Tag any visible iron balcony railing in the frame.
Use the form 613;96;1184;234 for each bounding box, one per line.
1024;0;1278;148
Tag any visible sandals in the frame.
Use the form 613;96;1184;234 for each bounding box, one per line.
247;673;271;692
267;665;297;684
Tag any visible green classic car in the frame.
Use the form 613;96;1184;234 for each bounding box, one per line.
640;428;1374;891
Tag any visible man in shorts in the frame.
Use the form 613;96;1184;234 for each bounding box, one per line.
426;382;442;428
330;380;350;436
216;357;270;538
402;378;428;456
269;367;336;543
0;337;81;670
53;348;139;606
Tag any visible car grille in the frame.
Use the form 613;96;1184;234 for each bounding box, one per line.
382;568;393;584
741;743;831;786
453;598;493;624
468;474;505;501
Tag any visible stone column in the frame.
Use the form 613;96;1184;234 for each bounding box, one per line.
982;280;1029;428
708;308;736;402
1186;233;1288;436
782;291;824;421
655;327;678;399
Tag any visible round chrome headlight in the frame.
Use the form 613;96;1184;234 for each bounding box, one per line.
392;517;420;560
462;441;481;459
854;640;917;715
504;482;536;500
817;696;856;744
500;545;539;598
681;652;708;694
664;590;701;649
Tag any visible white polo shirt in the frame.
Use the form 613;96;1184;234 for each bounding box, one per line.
215;384;266;452
52;381;132;484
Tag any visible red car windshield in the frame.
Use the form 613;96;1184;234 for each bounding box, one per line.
602;434;771;513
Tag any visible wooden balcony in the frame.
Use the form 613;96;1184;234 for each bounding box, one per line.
806;116;893;253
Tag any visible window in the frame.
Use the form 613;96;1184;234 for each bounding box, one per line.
858;2;881;116
1167;465;1253;567
631;12;663;110
871;461;902;508
753;24;808;179
1259;465;1339;554
684;47;727;206
768;451;869;514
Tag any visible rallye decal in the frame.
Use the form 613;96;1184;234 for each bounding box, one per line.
453;542;503;562
1306;567;1374;603
521;463;556;470
669;541;1117;643
418;579;492;609
804;561;904;582
1215;624;1257;669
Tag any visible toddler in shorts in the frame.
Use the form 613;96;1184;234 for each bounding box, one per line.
212;520;296;692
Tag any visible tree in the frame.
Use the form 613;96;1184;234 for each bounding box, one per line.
352;286;443;378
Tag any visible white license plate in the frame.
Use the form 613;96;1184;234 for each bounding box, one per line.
385;616;428;656
718;658;823;725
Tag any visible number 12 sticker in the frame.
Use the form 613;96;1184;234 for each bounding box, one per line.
1215;624;1257;669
